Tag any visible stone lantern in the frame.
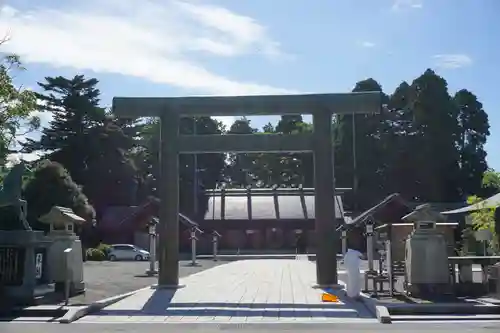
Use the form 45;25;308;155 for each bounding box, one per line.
39;206;86;295
402;204;450;297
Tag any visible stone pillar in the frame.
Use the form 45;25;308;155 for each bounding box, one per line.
158;113;181;287
312;110;338;287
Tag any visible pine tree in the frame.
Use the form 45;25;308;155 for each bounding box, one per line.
22;75;142;214
22;75;106;183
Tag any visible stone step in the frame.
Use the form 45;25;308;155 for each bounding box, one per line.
387;303;500;315
0;305;68;319
391;314;500;322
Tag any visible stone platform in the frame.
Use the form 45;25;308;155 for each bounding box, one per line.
76;259;377;323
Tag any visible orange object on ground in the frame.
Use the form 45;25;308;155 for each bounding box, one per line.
321;293;339;302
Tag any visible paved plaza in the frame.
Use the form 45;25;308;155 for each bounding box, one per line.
2;322;500;333
71;259;226;305
76;259;377;323
1;256;495;327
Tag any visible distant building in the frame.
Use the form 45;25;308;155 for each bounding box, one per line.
94;187;352;253
196;187;350;253
96;198;197;250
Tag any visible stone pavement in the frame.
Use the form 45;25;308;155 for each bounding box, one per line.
3;322;500;333
77;259;377;323
70;259;226;305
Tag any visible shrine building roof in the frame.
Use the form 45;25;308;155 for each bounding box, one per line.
203;187;349;221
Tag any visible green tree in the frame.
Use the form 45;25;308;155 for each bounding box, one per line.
273;115;313;187
454;89;490;197
385;81;420;199
409;69;462;202
475;170;500;251
22;75;106;183
23;160;95;232
0;46;39;165
482;169;500;196
134;116;226;217
335;78;389;208
466;194;498;254
226;117;258;187
22;75;141;214
83;117;140;213
229;116;313;188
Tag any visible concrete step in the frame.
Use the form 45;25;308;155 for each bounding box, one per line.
387;303;500;315
391;313;500;322
0;305;68;320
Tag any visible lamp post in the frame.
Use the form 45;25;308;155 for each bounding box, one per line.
341;229;347;257
146;217;158;276
189;226;203;266
365;216;375;272
212;230;221;261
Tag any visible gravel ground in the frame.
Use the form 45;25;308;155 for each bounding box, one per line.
66;259;227;305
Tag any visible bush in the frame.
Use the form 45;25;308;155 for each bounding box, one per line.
96;243;111;255
86;248;106;261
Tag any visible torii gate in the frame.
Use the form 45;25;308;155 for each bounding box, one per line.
112;92;382;288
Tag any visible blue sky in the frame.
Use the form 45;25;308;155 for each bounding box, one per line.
1;0;499;169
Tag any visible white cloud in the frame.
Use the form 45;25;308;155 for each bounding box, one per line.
0;0;299;161
174;1;284;58
358;41;376;48
433;54;473;69
391;0;423;11
0;0;295;97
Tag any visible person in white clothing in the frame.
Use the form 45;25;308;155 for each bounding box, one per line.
343;248;363;299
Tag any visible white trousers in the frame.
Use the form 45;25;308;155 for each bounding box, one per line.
346;268;361;298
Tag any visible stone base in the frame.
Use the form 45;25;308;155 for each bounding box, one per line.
407;283;453;298
312;283;344;290
185;261;202;267
145;269;158;276
54;281;86;296
151;283;186;290
454;282;489;297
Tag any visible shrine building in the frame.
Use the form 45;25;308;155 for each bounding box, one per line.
195;186;351;253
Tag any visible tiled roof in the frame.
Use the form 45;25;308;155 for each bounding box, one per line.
99;200;197;232
204;190;345;220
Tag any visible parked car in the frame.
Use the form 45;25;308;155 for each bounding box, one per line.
108;244;150;261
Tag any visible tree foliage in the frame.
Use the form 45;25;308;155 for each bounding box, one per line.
23;160;95;231
0;43;39;165
22;75;106;182
8;67;493;230
466;170;500;254
135;116;226;218
21;75;141;216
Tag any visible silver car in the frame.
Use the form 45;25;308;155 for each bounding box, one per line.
108;244;150;261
